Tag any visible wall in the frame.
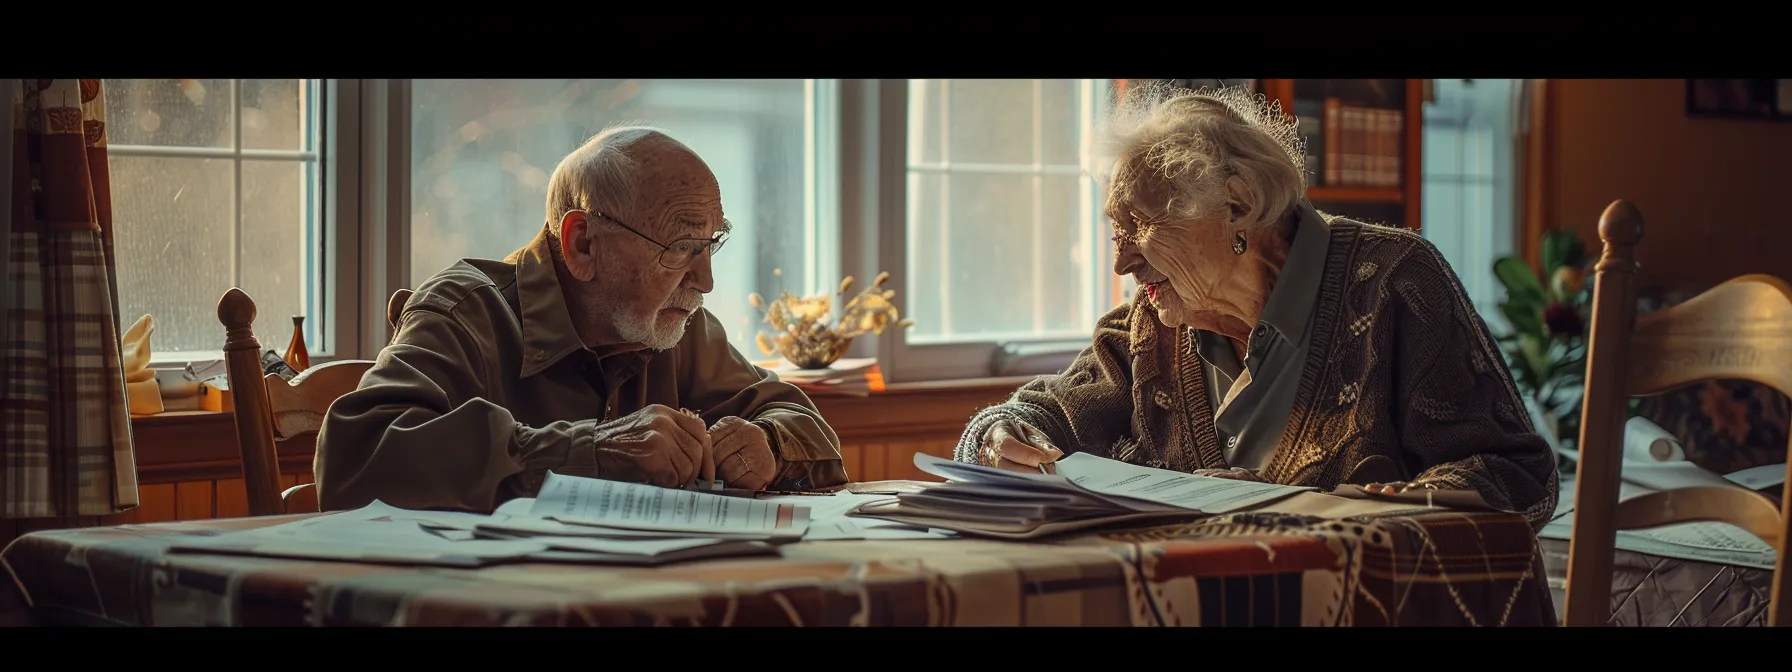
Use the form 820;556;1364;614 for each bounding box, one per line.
1548;79;1792;291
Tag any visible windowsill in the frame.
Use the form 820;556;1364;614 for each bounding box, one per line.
149;351;348;370
131;409;229;424
990;339;1088;378
126;375;1033;471
148;351;226;369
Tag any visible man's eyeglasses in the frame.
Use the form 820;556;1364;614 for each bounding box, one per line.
585;211;729;270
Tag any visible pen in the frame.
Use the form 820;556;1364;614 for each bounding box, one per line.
756;490;835;497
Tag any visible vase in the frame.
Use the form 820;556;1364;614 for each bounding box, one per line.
777;331;852;370
284;315;310;373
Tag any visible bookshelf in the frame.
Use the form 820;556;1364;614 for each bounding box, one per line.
1125;79;1425;231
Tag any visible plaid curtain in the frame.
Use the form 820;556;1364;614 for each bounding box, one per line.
2;79;139;519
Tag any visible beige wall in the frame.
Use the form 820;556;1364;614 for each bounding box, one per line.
1548;78;1792;291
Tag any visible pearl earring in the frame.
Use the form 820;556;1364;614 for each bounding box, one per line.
1232;231;1247;255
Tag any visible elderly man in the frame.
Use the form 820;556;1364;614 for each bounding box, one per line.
316;126;847;513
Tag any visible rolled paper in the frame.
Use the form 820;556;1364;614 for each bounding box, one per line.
1623;416;1685;463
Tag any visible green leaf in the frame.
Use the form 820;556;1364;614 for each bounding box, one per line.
1542;232;1567;275
1494;257;1548;308
1565;233;1589;268
1548;356;1587;377
1500;300;1544;339
1518;333;1550;385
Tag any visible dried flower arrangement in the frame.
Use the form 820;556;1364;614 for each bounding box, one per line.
750;270;914;370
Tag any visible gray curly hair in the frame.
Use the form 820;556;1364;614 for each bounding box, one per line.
1090;81;1307;230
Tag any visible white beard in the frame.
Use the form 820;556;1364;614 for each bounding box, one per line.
596;289;704;351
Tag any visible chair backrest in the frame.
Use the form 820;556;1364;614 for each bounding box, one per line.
1563;200;1792;627
216;288;374;516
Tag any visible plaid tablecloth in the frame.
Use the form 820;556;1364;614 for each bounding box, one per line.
2;497;1556;627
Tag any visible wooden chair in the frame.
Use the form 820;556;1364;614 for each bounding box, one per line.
1562;200;1792;626
216;288;378;516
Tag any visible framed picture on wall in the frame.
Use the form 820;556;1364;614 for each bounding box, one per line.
1686;79;1790;120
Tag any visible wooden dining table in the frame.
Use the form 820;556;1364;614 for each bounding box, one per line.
0;484;1557;627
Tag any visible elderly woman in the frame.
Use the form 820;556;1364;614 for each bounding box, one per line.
955;84;1558;530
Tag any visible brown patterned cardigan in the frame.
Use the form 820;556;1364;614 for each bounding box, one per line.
954;216;1560;531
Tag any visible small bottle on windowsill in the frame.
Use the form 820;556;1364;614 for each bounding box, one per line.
284;315;310;373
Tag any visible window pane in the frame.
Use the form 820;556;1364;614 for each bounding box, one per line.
238;160;311;353
907;80;944;165
1421;79;1520;321
1039;79;1083;166
240;79;308;151
1423;125;1462;177
906;79;1103;344
944;80;1039;165
905;172;944;335
409;79;823;358
1039;174;1087;333
102;79;233;148
112;156;235;353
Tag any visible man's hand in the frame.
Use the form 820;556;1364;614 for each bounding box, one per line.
591;404;713;488
1191;467;1263;482
980;420;1064;474
709;416;778;491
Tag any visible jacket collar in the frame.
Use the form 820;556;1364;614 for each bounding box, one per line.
509;227;651;379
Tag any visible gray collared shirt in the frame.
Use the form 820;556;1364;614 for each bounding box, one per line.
1193;201;1331;471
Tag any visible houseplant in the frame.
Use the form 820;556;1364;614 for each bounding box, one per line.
750;270;914;370
1492;228;1595;458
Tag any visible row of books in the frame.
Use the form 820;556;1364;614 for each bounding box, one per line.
1292;97;1405;189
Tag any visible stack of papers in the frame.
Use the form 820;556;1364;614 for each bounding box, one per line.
851;453;1316;539
530;472;812;541
1542;475;1780;570
167;471;954;568
757;358;882;397
757;491;955;541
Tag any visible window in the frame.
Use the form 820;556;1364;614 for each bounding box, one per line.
1419;78;1521;324
887;79;1121;380
106;78;1122;381
407;79;837;359
107;79;326;359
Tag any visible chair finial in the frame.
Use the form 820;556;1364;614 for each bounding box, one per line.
1599;199;1644;247
218;288;261;353
218;287;257;330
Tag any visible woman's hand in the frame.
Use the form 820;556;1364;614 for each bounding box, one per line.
1359;481;1440;495
1191;467;1263;482
979;420;1065;474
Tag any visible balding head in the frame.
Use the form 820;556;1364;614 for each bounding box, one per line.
544;125;719;239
